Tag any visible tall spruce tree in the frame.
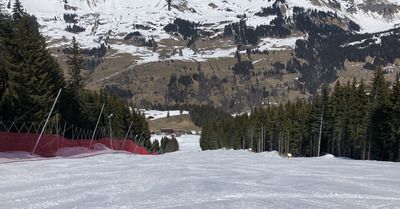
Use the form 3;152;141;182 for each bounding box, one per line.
12;0;23;20
66;36;84;96
58;36;85;128
167;0;172;11
0;1;64;121
318;85;329;156
390;77;400;161
370;65;393;160
0;11;12;118
329;81;347;156
355;79;370;160
295;99;310;156
309;95;323;156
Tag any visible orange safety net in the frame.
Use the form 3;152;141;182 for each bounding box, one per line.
0;132;156;157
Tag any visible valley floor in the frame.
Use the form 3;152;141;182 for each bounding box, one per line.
1;135;400;208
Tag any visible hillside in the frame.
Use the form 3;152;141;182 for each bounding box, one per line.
148;114;201;132
1;0;400;112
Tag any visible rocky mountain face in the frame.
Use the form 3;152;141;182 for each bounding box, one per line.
1;0;400;112
345;0;400;16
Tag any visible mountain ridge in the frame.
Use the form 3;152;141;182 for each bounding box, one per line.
1;0;400;112
1;0;399;51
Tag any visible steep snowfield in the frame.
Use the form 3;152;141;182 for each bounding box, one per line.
1;135;400;208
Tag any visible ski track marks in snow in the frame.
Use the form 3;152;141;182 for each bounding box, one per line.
1;135;400;208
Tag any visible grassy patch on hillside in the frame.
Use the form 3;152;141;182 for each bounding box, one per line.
148;114;201;132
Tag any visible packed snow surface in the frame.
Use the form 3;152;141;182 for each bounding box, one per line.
1;135;400;208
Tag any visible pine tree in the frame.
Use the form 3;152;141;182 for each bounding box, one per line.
75;90;99;128
58;37;86;128
354;79;370;160
171;136;179;152
390;77;400;161
328;81;347;156
309;95;323;156
284;101;294;156
12;0;24;20
66;36;84;96
0;12;12;118
370;65;393;160
167;0;172;11
1;1;64;121
318;85;329;156
294;99;309;156
200;120;217;150
151;139;160;153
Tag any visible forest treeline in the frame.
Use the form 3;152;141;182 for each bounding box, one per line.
200;66;400;162
0;1;180;153
150;136;179;154
147;103;232;128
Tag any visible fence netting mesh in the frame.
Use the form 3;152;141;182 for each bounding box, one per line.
0;121;154;157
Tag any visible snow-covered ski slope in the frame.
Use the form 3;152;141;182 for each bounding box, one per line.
1;135;400;208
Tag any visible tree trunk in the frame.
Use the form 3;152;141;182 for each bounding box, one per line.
362;135;366;160
318;111;323;157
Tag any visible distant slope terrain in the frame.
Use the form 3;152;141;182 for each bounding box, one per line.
1;0;400;112
148;114;200;132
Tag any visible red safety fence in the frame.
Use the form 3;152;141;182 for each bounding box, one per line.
0;132;157;157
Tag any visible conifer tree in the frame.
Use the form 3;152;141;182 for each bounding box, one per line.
200;120;216;150
129;107;151;148
308;95;321;156
294;99;309;156
66;36;84;96
329;81;347;156
12;0;23;20
167;0;172;11
284;101;294;156
370;65;393;160
75;90;99;128
318;85;329;156
59;37;85;128
151;139;160;153
1;1;64;121
0;12;11;117
354;79;370;160
390;77;400;161
255;107;267;152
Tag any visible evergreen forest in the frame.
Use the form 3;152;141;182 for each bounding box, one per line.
200;66;400;162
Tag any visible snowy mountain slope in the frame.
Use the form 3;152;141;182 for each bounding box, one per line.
1;0;274;44
1;0;399;58
285;0;400;33
1;135;400;208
